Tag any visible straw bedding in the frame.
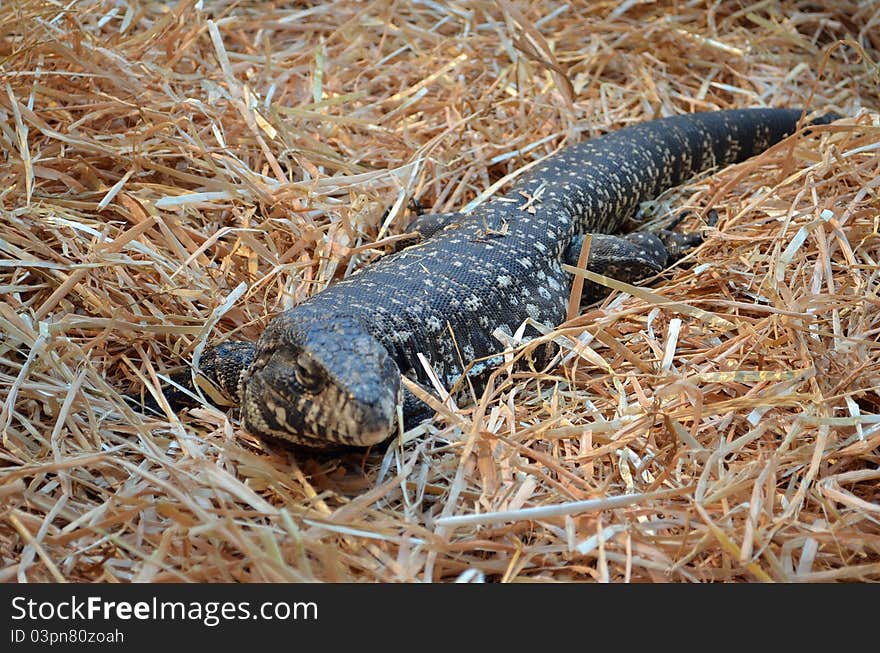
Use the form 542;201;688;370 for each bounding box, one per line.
1;0;879;582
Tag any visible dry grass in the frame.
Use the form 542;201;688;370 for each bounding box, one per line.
1;0;879;583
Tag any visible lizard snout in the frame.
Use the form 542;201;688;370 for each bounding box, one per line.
241;323;402;447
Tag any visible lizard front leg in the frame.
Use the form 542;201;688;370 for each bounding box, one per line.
129;341;254;414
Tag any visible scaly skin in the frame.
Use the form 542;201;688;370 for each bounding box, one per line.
146;108;837;447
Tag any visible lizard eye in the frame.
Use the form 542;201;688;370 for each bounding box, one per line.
293;354;323;392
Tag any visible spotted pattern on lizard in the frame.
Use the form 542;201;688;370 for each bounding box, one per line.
139;108;837;447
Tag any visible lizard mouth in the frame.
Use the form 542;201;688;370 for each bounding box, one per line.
240;361;400;447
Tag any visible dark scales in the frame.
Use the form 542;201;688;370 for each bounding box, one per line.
134;108;837;447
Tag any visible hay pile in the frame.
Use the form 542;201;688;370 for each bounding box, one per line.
1;0;878;582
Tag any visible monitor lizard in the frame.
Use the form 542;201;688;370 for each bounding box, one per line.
133;108;837;447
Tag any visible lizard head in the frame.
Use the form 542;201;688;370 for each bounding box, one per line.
240;311;401;447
